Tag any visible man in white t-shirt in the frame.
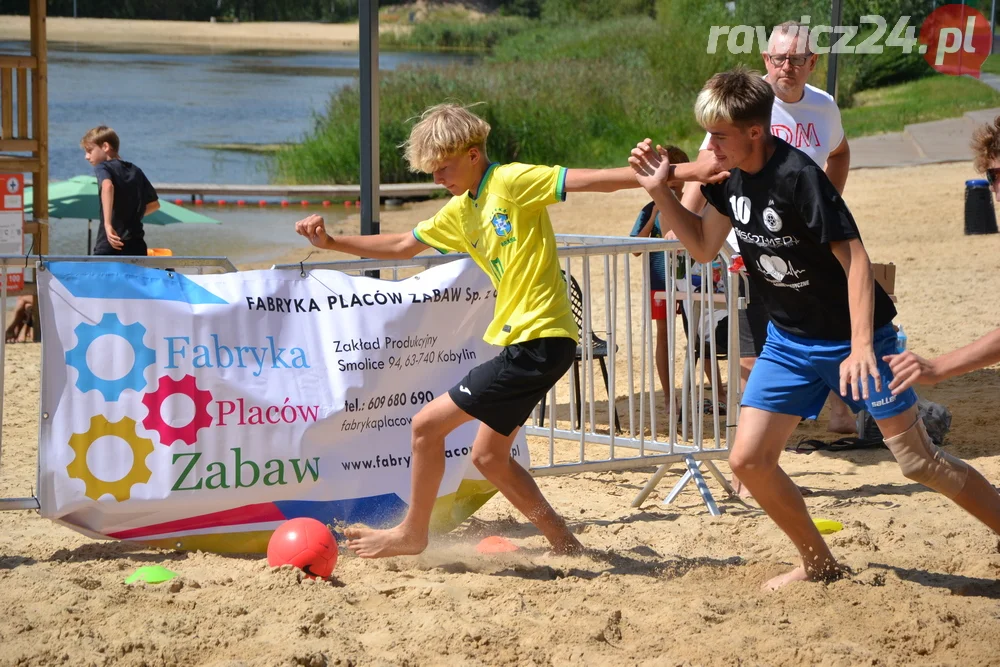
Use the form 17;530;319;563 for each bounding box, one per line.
680;21;853;492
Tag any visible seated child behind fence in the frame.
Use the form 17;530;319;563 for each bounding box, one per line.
630;145;728;417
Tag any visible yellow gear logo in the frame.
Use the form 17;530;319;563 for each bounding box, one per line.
67;415;154;502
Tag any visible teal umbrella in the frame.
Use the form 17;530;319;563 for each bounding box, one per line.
25;175;219;253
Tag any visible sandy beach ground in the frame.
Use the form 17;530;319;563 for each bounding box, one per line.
4;161;1000;666
0;16;407;52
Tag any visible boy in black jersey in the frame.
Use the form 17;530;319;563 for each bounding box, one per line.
629;67;1000;591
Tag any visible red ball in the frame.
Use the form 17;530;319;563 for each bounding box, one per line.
266;518;338;579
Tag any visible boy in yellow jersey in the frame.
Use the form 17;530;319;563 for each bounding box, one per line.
294;103;725;558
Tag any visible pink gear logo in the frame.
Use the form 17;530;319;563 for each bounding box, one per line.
142;375;214;446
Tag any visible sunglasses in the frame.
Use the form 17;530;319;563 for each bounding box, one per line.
987;167;1000;187
766;54;811;67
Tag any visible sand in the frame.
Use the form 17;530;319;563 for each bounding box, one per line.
4;161;1000;666
0;16;405;52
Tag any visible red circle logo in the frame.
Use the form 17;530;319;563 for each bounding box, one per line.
919;4;992;77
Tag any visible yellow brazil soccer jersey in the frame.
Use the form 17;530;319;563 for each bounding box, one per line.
412;162;579;347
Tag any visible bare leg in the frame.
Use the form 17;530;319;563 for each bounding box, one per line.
728;407;843;590
345;393;474;558
729;356;757;498
826;392;857;434
739;356;756;391
470;422;581;553
654;320;677;416
703;361;728;405
877;407;1000;534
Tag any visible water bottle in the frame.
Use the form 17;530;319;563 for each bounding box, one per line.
896;324;907;354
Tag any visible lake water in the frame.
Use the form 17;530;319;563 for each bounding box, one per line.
0;40;469;261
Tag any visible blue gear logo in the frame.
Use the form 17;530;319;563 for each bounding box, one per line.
65;313;156;401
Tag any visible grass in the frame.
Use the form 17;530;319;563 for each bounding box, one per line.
841;74;1000;137
381;16;533;51
270;2;1000;184
982;54;1000;75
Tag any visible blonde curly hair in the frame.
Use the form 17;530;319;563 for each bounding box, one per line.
971;115;1000;174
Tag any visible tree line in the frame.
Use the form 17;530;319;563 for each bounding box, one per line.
9;0;371;22
3;0;657;23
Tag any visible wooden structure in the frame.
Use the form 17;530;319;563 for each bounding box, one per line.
0;0;48;256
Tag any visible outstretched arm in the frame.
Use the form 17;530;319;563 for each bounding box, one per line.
294;214;427;259
885;328;1000;393
629;139;731;263
565;151;729;194
564;167;638;193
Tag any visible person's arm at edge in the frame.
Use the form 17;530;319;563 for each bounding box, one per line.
295;214;427;259
99;178;123;250
635;205;659;238
630;205;659;257
885;329;1000;393
144;200;160;216
830;238;879;400
824;136;850;194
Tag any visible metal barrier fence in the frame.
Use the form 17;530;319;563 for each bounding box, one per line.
0;256;237;512
0;241;742;515
275;234;744;513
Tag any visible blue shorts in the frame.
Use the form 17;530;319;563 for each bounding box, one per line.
742;322;918;421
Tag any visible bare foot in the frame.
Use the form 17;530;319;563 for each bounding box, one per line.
762;565;812;591
344;525;428;559
762;563;845;591
730;475;754;500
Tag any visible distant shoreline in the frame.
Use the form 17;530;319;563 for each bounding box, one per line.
0;16;408;53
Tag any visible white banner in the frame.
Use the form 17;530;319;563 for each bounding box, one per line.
37;259;527;553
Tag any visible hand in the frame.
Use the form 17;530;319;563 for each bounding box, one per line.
692;150;730;185
883;351;944;395
295;214;330;249
105;225;124;250
840;345;881;402
629;139;673;194
664;229;678;241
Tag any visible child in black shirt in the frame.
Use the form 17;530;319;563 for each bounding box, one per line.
81;126;159;256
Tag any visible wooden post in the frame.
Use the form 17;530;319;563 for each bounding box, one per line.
29;0;47;342
0;68;12;139
30;0;48;258
16;68;28;138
